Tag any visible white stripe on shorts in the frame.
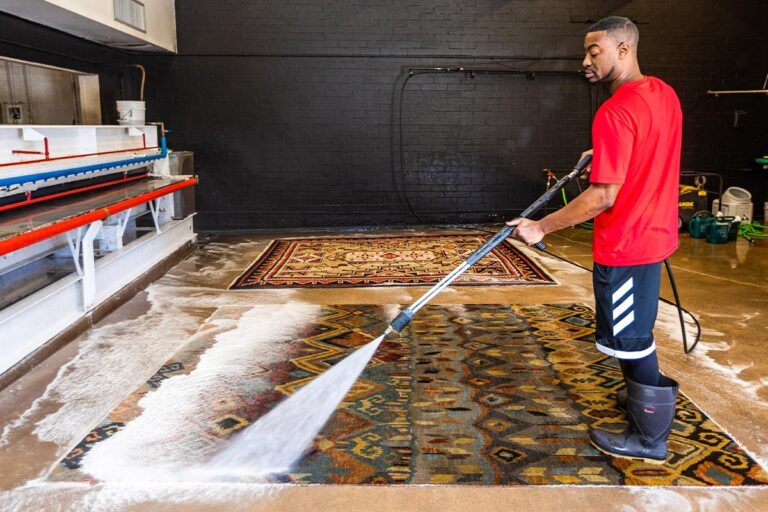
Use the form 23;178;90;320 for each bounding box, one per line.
612;294;634;320
596;340;657;360
612;277;634;304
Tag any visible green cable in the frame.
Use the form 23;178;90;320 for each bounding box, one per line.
560;187;594;230
738;221;768;242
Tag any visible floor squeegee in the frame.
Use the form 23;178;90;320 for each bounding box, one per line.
205;153;593;478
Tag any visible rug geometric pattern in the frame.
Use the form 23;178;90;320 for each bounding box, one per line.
53;304;768;486
229;235;556;289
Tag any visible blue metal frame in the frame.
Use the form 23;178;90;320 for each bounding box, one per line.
0;136;168;188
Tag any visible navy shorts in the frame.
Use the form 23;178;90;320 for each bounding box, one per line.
592;261;662;360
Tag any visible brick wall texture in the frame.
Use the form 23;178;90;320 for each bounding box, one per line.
4;2;768;229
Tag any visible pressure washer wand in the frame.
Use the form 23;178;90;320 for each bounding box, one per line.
386;154;593;334
204;154;592;476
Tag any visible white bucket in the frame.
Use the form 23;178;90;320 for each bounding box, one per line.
116;100;146;125
713;198;753;221
721;186;751;204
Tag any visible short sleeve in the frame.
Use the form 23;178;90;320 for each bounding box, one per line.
589;106;635;184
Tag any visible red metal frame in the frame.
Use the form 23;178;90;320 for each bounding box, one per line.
0;177;198;256
0;173;149;214
0;144;160;168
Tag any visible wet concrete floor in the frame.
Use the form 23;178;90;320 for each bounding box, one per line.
0;226;766;511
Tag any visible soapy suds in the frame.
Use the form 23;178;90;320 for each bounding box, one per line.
0;287;204;455
654;302;768;466
621;488;694;512
80;304;322;482
202;331;387;478
0;480;282;512
655;302;768;404
625;487;760;512
2;235;767;509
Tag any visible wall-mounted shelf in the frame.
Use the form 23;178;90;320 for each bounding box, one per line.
707;73;768;97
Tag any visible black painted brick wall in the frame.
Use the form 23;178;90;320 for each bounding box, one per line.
140;0;767;230
3;2;767;229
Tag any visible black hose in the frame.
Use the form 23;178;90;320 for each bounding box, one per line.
452;224;702;354
392;65;702;353
394;66;589;226
396;71;428;224
664;258;700;353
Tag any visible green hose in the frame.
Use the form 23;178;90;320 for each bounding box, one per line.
738;221;768;242
561;188;594;230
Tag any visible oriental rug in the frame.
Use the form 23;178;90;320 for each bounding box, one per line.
228;235;555;289
53;304;768;486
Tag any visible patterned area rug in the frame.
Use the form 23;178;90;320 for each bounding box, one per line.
53;304;768;486
229;235;555;289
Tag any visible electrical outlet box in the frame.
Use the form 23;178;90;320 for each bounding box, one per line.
2;103;26;124
733;109;747;128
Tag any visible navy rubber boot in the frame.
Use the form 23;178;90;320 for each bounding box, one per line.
616;374;670;411
616;388;627;411
591;375;678;464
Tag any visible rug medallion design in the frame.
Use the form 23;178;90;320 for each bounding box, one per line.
229;235;555;289
53;304;768;486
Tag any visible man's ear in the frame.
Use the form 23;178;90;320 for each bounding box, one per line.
617;41;630;59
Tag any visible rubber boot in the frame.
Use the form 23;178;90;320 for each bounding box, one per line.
591;375;678;464
616;374;668;411
616;388;627;411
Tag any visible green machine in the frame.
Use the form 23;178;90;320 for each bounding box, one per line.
706;217;734;244
689;213;738;244
688;212;715;238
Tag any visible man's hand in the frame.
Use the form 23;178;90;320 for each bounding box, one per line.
579;149;593;179
506;218;545;245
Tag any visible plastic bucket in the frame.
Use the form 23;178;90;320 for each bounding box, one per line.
722;186;751;203
712;198;753;221
116;100;146;125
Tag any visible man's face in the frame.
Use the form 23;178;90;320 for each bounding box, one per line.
582;31;620;84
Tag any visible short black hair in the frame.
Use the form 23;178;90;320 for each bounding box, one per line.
588;16;639;46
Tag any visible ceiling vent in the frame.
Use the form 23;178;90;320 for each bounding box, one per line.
114;0;146;32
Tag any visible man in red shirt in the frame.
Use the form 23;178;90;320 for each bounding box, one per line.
508;16;682;464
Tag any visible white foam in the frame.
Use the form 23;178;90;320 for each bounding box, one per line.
80;304;322;482
202;332;386;478
0;238;313;460
0;480;282;512
654;302;768;466
655;302;768;404
625;487;760;512
0;287;204;457
620;488;694;512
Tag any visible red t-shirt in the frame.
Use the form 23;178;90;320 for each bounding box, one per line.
589;76;682;266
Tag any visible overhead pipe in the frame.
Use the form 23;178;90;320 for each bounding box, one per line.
133;64;146;101
393;65;588;223
406;66;584;78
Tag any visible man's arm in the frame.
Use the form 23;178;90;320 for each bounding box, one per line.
507;182;622;245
